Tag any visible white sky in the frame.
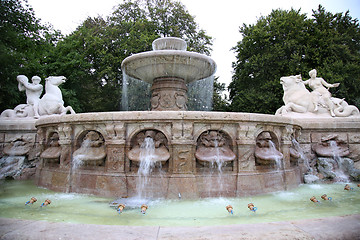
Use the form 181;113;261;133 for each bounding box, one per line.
27;0;360;88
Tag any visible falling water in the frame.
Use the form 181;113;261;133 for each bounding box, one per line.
187;76;214;111
268;140;282;170
291;138;311;170
267;140;287;190
204;138;227;197
136;137;161;199
121;74;151;111
67;139;91;192
291;138;319;183
121;74;214;111
329;141;349;182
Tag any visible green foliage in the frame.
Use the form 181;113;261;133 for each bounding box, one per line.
212;77;229;111
0;0;60;112
43;0;214;112
229;5;360;114
144;0;212;54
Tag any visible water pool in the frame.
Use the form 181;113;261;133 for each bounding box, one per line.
0;180;359;226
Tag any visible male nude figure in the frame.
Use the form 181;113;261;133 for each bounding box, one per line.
17;75;43;118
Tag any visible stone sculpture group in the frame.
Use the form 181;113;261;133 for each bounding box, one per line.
276;69;359;117
0;75;75;119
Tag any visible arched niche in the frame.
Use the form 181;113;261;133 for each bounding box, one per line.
40;132;61;167
255;131;283;169
126;129;170;172
72;130;106;168
195;130;236;172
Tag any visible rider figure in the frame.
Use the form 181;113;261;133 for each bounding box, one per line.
17;75;43;118
302;69;339;117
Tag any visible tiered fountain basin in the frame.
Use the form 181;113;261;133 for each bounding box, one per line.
35;111;305;198
122;37;216;111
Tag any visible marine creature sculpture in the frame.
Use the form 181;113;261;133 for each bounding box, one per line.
73;131;106;166
276;72;359;117
195;130;235;165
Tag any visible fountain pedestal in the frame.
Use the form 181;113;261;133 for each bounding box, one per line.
150;77;187;111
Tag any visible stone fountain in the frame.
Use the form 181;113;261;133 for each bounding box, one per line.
122;37;216;111
1;37;360;198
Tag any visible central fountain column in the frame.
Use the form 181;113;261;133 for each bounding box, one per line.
151;77;187;111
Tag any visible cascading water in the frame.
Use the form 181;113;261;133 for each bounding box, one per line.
268;140;282;170
291;138;320;183
267;140;287;190
121;74;151;111
67;139;91;192
291;138;311;170
136;137;162;199
187;76;214;111
329;140;350;182
205;139;225;197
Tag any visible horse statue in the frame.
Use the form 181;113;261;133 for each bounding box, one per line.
1;75;75;119
275;74;359;117
37;76;75;116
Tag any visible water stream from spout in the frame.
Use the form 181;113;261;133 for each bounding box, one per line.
268;140;287;190
67;139;90;193
137;137;161;199
205;139;226;197
329;141;349;182
291;138;311;171
268;140;282;170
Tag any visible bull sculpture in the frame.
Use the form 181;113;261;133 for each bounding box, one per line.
275;74;359;117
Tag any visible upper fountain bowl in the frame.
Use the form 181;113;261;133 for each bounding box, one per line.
152;37;187;51
122;37;216;84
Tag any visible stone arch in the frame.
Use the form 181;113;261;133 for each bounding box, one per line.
127;127;171;149
40;131;61;167
126;128;170;172
254;131;284;169
72;130;107;167
195;129;236;171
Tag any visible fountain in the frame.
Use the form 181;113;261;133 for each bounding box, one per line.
1;37;360;239
30;37;305;198
0;37;358;201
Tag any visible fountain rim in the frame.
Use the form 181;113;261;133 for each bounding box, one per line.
121;50;217;84
35;111;303;127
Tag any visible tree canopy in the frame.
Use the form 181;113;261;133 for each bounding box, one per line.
229;5;360;114
43;0;215;112
0;0;60;111
0;0;220;113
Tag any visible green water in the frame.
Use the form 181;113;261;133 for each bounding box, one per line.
0;180;359;226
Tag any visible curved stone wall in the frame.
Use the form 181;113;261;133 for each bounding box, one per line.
34;111;303;198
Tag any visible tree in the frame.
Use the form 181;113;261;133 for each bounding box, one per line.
0;0;60;112
212;77;229;111
44;17;123;112
45;0;214;112
229;5;360;114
